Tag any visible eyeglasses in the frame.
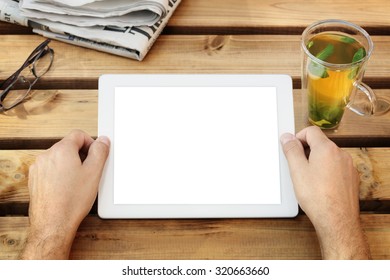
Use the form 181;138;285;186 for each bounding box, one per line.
0;39;54;112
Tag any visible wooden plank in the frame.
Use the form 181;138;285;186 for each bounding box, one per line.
0;90;97;148
351;149;390;203
1;89;389;148
169;0;390;35
1;1;390;35
1;148;390;215
0;214;389;259
293;90;390;147
0;22;32;35
1;35;390;89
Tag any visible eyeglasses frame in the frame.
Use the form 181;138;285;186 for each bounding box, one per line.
0;39;54;111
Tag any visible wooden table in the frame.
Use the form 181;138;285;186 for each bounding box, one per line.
1;0;390;259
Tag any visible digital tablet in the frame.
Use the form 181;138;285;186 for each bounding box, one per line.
98;74;297;218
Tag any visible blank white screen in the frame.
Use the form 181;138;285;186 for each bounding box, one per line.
114;87;281;204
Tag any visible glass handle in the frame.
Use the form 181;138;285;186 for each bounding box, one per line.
347;82;377;116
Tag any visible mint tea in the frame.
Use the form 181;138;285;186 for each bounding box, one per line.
306;32;367;128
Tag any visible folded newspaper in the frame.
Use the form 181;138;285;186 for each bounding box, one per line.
0;0;181;60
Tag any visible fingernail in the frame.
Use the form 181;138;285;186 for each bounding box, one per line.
96;136;110;147
280;133;295;145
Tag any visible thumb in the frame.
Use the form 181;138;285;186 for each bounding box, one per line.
83;136;110;174
280;133;308;173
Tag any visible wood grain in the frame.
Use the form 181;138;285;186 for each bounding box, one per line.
293;90;390;147
0;90;97;146
0;35;390;89
0;150;37;203
0;215;389;260
0;0;389;261
0;89;389;149
1;1;390;35
1;148;390;215
169;0;390;35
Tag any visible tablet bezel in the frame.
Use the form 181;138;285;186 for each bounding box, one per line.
98;74;297;218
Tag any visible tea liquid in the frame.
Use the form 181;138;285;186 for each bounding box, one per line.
306;32;366;128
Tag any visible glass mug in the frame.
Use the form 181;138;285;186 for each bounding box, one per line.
301;19;376;129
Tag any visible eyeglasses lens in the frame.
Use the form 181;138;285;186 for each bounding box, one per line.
1;75;31;109
32;47;53;78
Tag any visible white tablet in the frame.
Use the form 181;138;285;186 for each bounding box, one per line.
98;74;297;218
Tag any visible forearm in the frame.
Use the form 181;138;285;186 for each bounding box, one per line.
315;217;371;259
20;227;77;260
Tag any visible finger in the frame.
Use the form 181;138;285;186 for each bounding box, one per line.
296;126;331;150
50;130;95;162
280;133;308;171
82;136;110;177
62;129;95;152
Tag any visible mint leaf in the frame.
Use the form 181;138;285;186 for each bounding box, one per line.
309;62;329;78
348;48;366;79
308;44;334;78
352;48;366;63
312;119;332;127
316;44;334;61
340;36;356;44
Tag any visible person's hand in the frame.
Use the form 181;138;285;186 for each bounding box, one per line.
21;130;110;259
280;126;371;259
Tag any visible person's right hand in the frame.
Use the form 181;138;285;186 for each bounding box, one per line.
280;126;371;259
21;130;110;259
